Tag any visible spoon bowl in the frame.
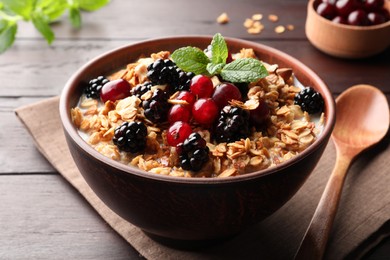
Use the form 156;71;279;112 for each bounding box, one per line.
333;85;390;155
295;84;389;259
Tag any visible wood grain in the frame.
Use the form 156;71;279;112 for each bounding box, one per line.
1;0;389;258
0;175;141;259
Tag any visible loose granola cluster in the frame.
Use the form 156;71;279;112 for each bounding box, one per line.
71;48;324;178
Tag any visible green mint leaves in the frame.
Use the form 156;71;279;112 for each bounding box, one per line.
171;33;268;83
171;46;210;75
0;0;110;54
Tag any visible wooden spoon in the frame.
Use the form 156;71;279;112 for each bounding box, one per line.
295;84;390;260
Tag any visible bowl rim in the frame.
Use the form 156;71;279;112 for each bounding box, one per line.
308;0;390;30
60;35;336;184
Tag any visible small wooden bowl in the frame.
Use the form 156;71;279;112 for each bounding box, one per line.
306;0;390;59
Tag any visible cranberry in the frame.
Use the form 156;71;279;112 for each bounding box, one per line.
192;98;219;126
190;75;214;98
211;83;242;109
176;90;196;107
332;15;348;24
335;0;359;17
168;104;192;124
367;12;387;25
364;0;385;12
378;7;390;21
317;2;337;19
100;79;131;103
348;9;370;25
167;121;192;147
226;51;233;64
249;99;270;129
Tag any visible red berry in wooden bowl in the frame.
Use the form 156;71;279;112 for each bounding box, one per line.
100;78;131;103
211;83;242;109
167;121;193;147
168;104;192;124
176;90;196;107
190;75;214;98
192;98;219;126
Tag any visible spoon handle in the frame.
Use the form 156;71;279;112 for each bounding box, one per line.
294;152;352;260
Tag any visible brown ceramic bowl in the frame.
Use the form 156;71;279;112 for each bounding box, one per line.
60;36;335;245
306;0;390;59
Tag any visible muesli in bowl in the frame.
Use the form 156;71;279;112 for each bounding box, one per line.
71;34;325;178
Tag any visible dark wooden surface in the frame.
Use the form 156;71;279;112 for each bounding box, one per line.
1;0;389;258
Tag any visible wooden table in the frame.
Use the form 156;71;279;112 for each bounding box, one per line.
1;0;389;258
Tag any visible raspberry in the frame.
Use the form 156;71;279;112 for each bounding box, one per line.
113;121;148;153
214;106;250;143
85;76;109;99
142;89;171;123
177;133;209;171
294;87;324;114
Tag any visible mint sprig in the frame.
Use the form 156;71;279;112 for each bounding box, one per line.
171;33;268;83
0;0;110;54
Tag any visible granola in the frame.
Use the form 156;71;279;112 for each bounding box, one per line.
72;48;324;178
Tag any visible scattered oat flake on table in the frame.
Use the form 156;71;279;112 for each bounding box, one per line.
252;14;263;21
275;25;285;34
286;24;295;31
268;14;279;22
217;12;229;24
244;18;254;28
247;21;264;34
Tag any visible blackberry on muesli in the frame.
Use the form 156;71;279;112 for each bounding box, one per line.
113;121;148;153
142;89;171;123
294;87;324;114
147;59;176;85
131;81;153;105
214;105;250;143
177;133;209;172
85;76;109;99
146;59;194;92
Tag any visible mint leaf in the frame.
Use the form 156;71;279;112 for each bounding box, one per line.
1;0;35;20
36;0;67;21
210;33;228;64
171;46;209;75
0;21;17;53
206;62;224;75
31;12;54;44
220;58;268;83
69;6;81;28
78;0;110;11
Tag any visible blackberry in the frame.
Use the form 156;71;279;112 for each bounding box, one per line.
147;59;176;85
113;121;148;153
131;81;153;100
172;69;194;92
214;106;250;143
142;89;171;123
85;76;109;99
177;133;209;172
147;59;194;92
294;87;324;114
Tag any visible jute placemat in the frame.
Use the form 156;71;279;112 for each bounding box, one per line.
15;96;390;259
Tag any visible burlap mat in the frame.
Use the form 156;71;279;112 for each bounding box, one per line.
15;96;390;259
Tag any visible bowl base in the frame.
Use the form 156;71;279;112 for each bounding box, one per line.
143;230;238;250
